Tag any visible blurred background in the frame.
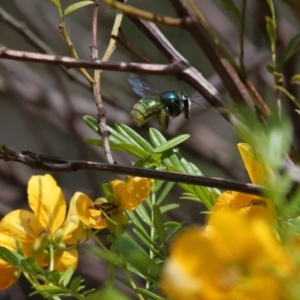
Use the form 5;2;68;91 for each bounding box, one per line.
0;0;300;298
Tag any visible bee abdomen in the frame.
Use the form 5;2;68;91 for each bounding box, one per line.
131;97;164;127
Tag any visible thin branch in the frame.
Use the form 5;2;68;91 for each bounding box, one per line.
100;0;186;27
58;24;95;84
0;147;274;196
90;0;114;164
0;47;179;73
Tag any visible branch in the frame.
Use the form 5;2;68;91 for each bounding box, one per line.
0;146;275;196
90;0;114;164
100;0;187;27
0;47;179;74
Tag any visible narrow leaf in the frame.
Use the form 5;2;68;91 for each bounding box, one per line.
70;276;82;292
153;204;166;243
0;246;21;266
60;267;75;287
220;0;241;21
277;33;300;71
266;16;277;46
135;288;164;300
115;123;154;153
149;128;167;147
63;1;94;17
21;257;39;274
291;74;300;85
154;134;190;153
45;270;61;284
83;115;99;134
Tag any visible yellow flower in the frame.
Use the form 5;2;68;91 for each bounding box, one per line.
76;176;153;229
210;143;275;221
111;176;154;210
161;211;291;300
0;174;79;289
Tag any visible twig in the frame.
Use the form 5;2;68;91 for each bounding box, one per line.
0;147;275;196
90;0;114;164
100;0;187;27
58;25;95;84
0;47;179;73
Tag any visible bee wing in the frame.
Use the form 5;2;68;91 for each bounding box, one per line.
128;74;161;98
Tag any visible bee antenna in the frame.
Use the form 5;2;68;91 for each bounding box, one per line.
190;99;205;109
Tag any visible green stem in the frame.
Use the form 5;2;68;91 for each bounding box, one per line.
122;267;145;300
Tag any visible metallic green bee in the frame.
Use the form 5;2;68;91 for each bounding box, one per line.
129;75;191;129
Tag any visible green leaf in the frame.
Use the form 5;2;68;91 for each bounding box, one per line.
30;285;62;296
220;0;241;22
291;74;300;85
85;139;150;158
149;128;167;147
135;288;164;300
60;267;75;286
193;186;214;209
164;221;182;229
153;180;164;193
70;276;82;292
45;270;61;284
135;203;152;225
63;1;94;17
83;115;99;134
127;211;149;237
266;64;274;74
266;16;277;46
277;33;300;71
154;134;190;153
21;257;39;274
133;153;162;168
86;288;131;300
115;123;154;153
153;204;166;243
114;123;145;149
156;182;175;205
132;228;162;257
0;246;22;266
160;203;179;214
51;0;62;10
116;144;150;158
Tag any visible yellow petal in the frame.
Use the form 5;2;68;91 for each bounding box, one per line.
60;192;80;244
76;193;108;229
0;234;20;290
237;143;275;186
211;191;275;222
0;210;43;243
111;177;153;210
0;264;20;290
53;249;78;272
28;174;66;235
162;211;289;300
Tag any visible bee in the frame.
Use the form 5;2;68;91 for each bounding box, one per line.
129;75;192;129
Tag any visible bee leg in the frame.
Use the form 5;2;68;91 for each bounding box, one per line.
156;107;169;129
